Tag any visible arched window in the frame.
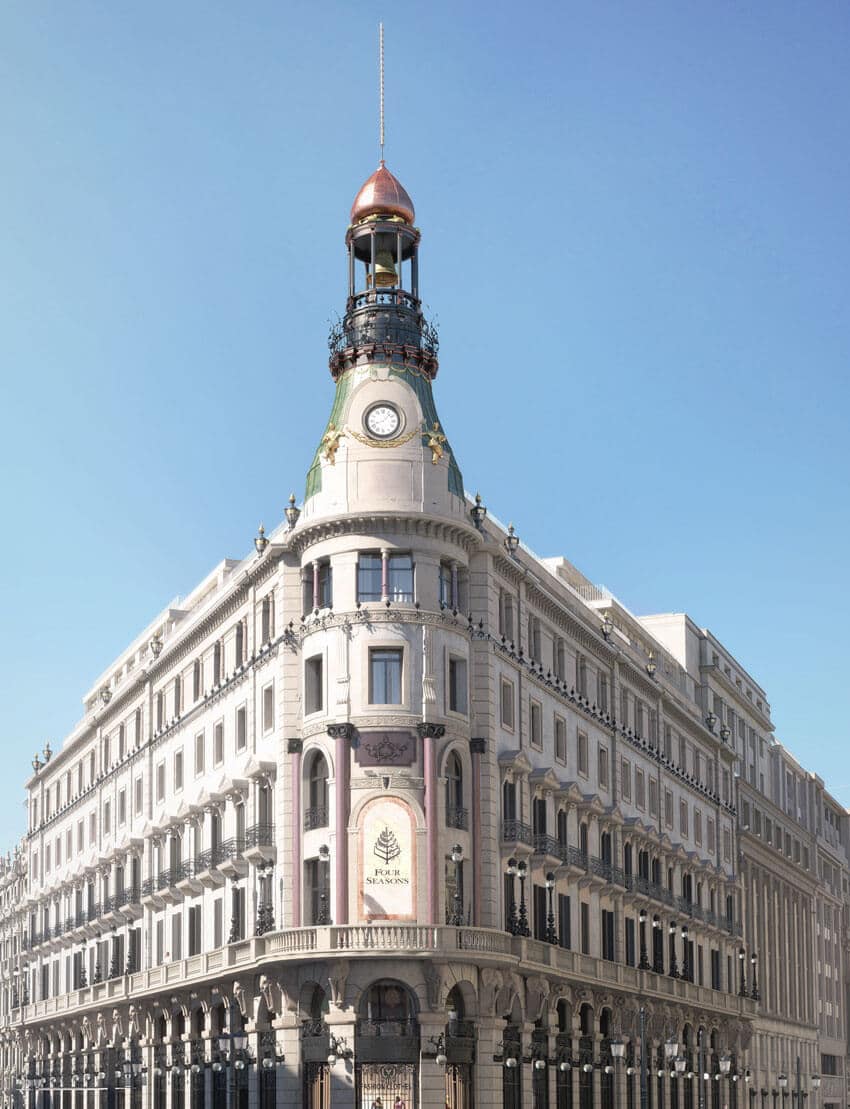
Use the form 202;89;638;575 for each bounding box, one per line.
445;753;464;827
359;981;417;1033
306;752;329;830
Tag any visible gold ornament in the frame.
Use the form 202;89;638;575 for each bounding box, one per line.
425;421;447;464
321;422;345;465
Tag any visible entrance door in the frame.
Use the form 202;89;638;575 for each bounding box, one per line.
304;1063;330;1109
355;1063;417;1109
446;1063;473;1109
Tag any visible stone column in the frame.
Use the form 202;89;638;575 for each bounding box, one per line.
269;1015;299;1108
327;727;352;926
475;1018;505;1109
418;724;445;924
324;1009;356;1109
289;741;302;927
419;1015;447;1109
470;738;485;926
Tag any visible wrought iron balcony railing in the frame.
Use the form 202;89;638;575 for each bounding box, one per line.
303;806;329;832
446;806;468;830
501;820;533;845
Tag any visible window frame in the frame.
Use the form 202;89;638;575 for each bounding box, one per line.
368;647;404;705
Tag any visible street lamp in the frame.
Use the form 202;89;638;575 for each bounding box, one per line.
669;923;679;978
720;1056;732;1077
681;924;690;981
545;872;557;944
516;860;530;937
778;1075;789;1092
652;916;664;973
505;858;519;935
449;845;464;926
638;909;650;970
665;1037;681;1062
751;953;760;1000
316;844;331;925
739;949;747;997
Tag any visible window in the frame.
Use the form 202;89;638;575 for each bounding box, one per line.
174;750;184;792
601;909;615;961
498;589;515;641
530;700;543;749
156;691;164;731
262;682;275;732
103;801;111;836
707;817;715;852
577;732;588;777
576;653;587;697
304;657;324;715
723;827;731;861
369;648;403;704
156;762;165;803
77;820;84;851
648;779;658;817
118;789;126;826
554;638;566;680
213;641;222;685
188;905;202;957
194;732;205;776
192;659;201;701
134;776;143;817
558;894;571;949
174;675;182;716
317;561;333;609
445;752;463;818
118;724;125;760
664;790;674;828
500;679;515;729
439;562;453;608
103;736;111;768
694;810;702;846
597;672;609;714
598;747;609;790
260;593;275;642
555;717;567;763
621;759;632;802
358;552;414;603
580;902;590;954
213;721;224;766
680;800;688;837
527;616;541;661
635;769;646;810
213;899;223;949
235;705;247;751
448;657;468;715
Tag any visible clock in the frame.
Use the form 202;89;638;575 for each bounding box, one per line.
364;402;402;439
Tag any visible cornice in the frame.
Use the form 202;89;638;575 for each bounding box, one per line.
289;512;481;559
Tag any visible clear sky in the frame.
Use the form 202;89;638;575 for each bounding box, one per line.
1;1;849;845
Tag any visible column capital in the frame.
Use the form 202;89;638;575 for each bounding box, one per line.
417;723;445;740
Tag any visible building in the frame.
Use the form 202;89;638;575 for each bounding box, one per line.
0;156;846;1109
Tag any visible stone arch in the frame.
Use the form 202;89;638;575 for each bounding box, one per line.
297;980;328;1020
355;978;420;1023
445;975;478;1020
348;788;427;833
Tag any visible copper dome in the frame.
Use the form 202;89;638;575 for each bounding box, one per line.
350;163;415;224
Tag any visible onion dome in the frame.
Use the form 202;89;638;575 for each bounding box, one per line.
350;162;415;225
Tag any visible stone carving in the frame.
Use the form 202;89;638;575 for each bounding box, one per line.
422;963;446;1009
480;968;504;1014
327;960;350;1007
525;976;550;1023
232;981;247;1018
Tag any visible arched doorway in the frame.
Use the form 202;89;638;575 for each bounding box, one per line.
444;985;474;1109
355;982;420;1109
302;985;330;1109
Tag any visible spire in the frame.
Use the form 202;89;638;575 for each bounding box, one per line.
379;23;385;166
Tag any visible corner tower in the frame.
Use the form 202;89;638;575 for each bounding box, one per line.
302;162;465;521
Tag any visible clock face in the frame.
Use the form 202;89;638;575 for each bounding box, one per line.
365;402;401;439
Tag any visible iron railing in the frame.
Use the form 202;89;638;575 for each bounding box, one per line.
447;806;469;830
304;806;329;831
501;820;533;845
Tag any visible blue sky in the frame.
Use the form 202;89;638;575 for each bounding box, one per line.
1;1;849;843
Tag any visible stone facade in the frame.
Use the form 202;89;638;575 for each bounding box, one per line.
0;162;845;1109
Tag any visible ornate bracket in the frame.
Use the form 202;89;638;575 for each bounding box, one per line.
416;723;446;740
327;724;356;742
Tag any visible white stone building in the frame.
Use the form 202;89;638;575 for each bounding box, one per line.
0;160;844;1109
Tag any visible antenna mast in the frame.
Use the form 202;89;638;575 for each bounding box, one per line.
379;23;385;165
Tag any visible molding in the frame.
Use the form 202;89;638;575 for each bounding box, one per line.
286;739;303;754
469;737;487;755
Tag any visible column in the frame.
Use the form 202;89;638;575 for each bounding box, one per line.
475;1018;505;1109
419;1014;447;1109
270;1016;299;1109
324;1009;356;1109
334;730;351;925
290;744;302;927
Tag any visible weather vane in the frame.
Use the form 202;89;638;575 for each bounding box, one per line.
379;23;385;165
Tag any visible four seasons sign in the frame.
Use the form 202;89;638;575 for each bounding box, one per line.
360;797;416;921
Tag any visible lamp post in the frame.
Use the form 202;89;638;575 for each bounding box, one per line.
545;872;557;944
697;1029;705;1109
652;916;664;974
505;858;519;935
516;860;530;937
739;949;747;997
217;1013;249;1109
449;845;465;926
316;844;331;925
669;923;679;978
639;909;651;970
750;953;759;1001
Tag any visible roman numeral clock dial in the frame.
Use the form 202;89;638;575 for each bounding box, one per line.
364;402;401;439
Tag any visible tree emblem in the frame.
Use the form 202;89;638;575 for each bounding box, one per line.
373;827;401;865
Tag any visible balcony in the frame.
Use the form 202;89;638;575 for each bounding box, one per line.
174;860;203;896
193;844;227;888
501;820;533;846
244;823;276;864
446;806;468;831
355;1019;420;1062
301;1019;330;1063
303;806;329;832
216;837;248;879
562;845;589;874
532;834;561;861
623;875;675;908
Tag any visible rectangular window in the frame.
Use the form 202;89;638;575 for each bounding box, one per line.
625;918;636;967
262;683;275;732
499;589;515;641
369;648;403;704
723;827;731;861
77;820;84;851
580;902;590;955
601;909;615;961
597;672;609;714
103;802;111;836
707;817;715;852
194;732;205;777
576;653;587;697
598;746;609;790
213;899;223;949
213;721;224;766
530;700;543;749
171;912;182;962
174;750;184;792
680;800;689;837
439;562;453;608
448;657;468;715
318;562;333;608
621;759;632;802
533;884;547;941
558;893;571;949
554;717;567;763
358;554;383;602
134;776;143;816
664;789;674;828
635;769;646;810
118;789;126;826
305;655;324;714
648;778;658;817
387;553;414;601
235;705;247;751
694;810;702;846
156;761;165;803
500;679;515;729
188;906;202;957
577;732;588;776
